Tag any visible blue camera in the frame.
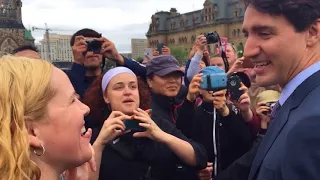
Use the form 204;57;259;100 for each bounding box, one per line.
200;66;228;91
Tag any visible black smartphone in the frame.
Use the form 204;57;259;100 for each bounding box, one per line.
123;119;145;132
157;43;165;55
228;75;243;101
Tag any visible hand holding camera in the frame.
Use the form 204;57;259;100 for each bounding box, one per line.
212;90;229;117
99;37;123;63
187;73;203;102
132;108;167;143
197;35;207;52
232;83;250;111
256;101;272;129
94;111;132;148
72;36;88;65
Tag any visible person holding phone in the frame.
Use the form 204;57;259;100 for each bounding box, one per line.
176;71;254;180
83;67;207;180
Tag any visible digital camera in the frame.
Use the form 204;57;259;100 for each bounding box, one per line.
263;102;277;115
204;32;220;44
200;66;228;91
85;39;102;54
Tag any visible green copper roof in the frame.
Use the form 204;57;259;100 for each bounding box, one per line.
24;29;35;40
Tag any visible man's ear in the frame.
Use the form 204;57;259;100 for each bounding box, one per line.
147;78;153;89
307;18;320;47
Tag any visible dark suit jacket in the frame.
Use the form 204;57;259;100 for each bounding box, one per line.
249;70;320;180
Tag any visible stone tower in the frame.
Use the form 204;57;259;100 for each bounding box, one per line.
0;0;34;56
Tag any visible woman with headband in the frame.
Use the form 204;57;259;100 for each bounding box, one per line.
83;67;207;180
0;56;95;180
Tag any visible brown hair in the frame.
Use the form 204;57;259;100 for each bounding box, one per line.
82;74;152;125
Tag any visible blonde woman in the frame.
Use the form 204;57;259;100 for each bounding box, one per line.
0;56;95;180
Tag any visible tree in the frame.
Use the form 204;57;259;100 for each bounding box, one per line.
136;56;143;62
168;46;188;65
237;43;244;58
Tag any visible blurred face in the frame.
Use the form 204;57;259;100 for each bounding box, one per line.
33;67;91;170
147;71;182;97
226;44;237;65
243;6;309;87
199;60;206;71
210;57;225;71
104;73;140;115
15;50;41;59
84;37;103;69
200;90;215;102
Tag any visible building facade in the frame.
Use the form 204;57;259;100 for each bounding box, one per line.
36;33;73;62
131;38;148;59
0;0;34;56
146;0;246;55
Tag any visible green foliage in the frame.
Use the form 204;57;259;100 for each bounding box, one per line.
136;56;144;62
168;46;188;65
237;43;244;57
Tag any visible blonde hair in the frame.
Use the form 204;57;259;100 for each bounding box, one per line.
0;55;55;180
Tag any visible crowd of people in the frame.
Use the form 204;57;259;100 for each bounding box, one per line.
1;0;320;180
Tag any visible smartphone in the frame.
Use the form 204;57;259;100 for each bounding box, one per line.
143;48;153;61
157;43;165;55
123;119;145;132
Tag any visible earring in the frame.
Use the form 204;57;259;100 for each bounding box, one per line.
33;144;45;156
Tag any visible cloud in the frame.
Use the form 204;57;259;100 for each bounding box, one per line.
21;0;204;52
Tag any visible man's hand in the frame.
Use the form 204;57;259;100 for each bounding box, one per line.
72;36;87;65
212;90;229;116
99;37;124;64
198;162;213;180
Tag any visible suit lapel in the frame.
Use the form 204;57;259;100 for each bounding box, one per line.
249;99;291;179
249;70;320;180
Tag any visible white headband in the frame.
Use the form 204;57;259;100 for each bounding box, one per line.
101;67;136;93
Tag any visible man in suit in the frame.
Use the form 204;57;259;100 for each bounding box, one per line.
242;0;320;179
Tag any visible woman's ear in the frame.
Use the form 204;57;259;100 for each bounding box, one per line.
147;78;153;89
103;93;110;104
27;123;43;150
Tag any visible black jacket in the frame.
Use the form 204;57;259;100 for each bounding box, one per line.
177;100;254;176
91;115;208;180
151;85;188;125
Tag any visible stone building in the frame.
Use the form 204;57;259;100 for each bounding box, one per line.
146;0;246;54
0;0;34;56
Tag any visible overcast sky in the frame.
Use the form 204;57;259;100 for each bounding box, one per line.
21;0;205;53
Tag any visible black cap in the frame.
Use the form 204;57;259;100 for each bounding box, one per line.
146;55;184;77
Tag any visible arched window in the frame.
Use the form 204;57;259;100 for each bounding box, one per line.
233;29;236;37
237;29;241;36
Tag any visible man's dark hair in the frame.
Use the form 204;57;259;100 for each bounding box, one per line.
70;28;102;46
247;0;320;32
13;45;38;54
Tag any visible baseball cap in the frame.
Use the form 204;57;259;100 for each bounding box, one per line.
146;55;184;77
